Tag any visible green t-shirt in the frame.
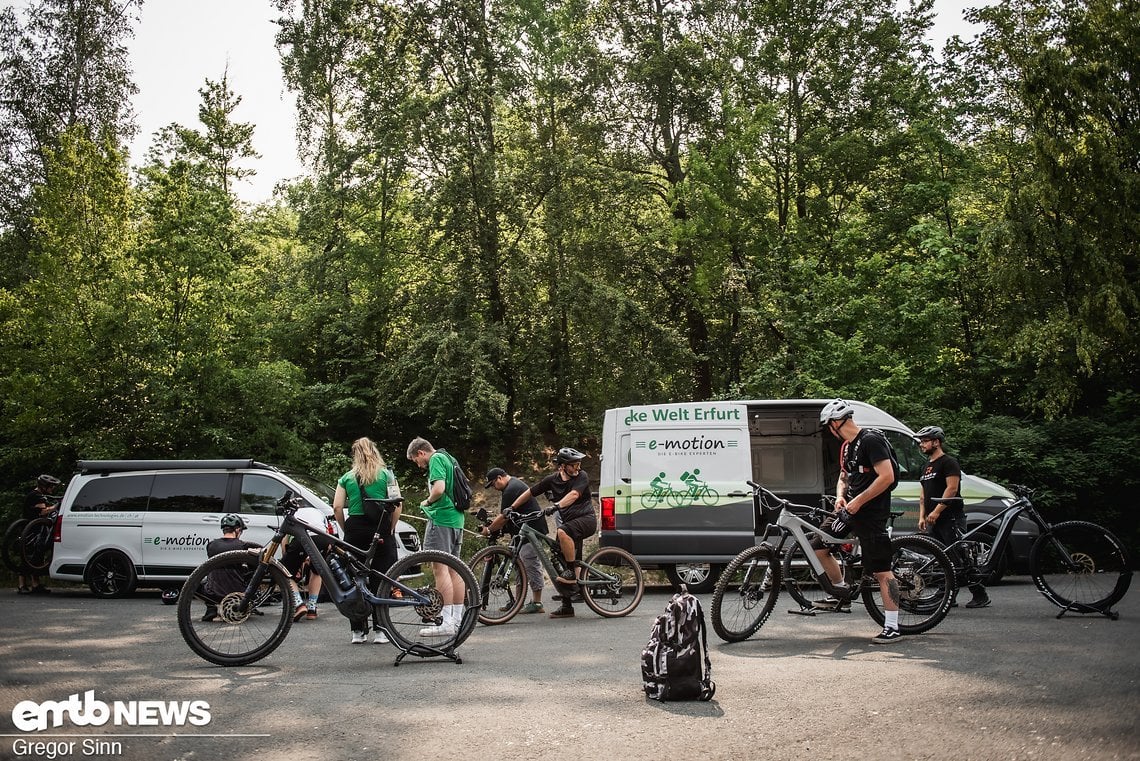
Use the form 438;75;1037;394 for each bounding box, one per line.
338;469;394;516
424;451;464;528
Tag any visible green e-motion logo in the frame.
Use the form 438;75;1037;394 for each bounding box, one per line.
636;437;736;451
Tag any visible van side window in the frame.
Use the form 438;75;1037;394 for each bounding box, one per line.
149;473;227;513
70;475;153;512
881;430;925;478
240;474;288;515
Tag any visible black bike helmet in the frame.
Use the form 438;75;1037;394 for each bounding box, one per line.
220;513;247;531
553;447;586;464
913;425;945;442
37;474;62;489
819;399;854;426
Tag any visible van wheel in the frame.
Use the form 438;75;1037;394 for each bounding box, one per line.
664;563;722;594
86;550;138;598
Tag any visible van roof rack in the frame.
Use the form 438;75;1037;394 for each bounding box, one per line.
75;459;274;474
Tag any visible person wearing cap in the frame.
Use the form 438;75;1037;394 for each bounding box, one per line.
915;425;990;609
481;468;548;614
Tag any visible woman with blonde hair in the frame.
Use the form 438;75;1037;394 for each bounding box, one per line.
333;437;402;644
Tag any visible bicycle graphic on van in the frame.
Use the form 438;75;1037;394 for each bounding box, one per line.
639;470;720;509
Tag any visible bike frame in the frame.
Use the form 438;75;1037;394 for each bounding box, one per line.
243;509;429;616
942;493;1074;580
500;514;622;593
757;497;865;600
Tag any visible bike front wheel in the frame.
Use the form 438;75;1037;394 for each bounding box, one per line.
2;519;29;573
580;546;645;617
863;534;954;635
177;550;294;667
19;517;54;572
1031;521;1131;613
376;549;479;653
711;544;780;643
469;545;526;625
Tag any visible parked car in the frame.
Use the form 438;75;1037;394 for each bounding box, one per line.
48;459;421;598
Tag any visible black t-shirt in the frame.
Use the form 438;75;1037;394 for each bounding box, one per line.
842;429;893;513
531;470;593;521
502;477;548;535
23;489;50;521
205;535;260;597
919;454;963;515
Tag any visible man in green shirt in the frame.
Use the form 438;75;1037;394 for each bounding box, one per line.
407;437;467;636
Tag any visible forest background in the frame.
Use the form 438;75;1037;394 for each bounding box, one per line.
0;0;1136;556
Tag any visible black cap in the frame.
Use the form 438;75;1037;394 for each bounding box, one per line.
484;467;508;488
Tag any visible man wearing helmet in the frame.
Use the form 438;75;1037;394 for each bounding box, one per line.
17;475;61;594
916;426;990;609
818;400;903;644
504;447;596;619
201;514;308;623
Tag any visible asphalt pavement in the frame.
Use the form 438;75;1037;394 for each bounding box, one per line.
1;577;1138;761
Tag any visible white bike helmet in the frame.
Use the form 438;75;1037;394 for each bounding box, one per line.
819;398;854;426
293;506;333;535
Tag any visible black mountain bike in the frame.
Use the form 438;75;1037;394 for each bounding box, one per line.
177;491;478;666
930;485;1131;619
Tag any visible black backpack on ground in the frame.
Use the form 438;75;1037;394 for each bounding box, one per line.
641;591;716;701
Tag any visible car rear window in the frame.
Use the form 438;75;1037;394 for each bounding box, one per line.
148;473;227;513
70;475;153;512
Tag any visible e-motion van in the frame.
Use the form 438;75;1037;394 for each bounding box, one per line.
598;400;1022;592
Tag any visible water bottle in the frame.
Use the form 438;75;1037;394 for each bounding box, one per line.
327;554;352;591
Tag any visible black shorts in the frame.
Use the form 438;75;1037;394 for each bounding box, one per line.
851;504;892;574
558;514;597;546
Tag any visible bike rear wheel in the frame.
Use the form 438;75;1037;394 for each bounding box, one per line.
863;534;954;635
580;546;644;617
19;517;54;572
2;519;28;573
783;543;848;610
1031;521;1131;612
376;549;478;653
177;550;294;667
711;544;780;643
469;545;526;625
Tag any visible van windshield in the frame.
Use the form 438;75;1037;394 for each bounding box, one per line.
281;470;335;505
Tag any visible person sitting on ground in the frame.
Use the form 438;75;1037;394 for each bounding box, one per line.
201;514;307;622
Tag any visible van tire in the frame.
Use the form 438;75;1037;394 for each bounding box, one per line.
86;550;138;598
664;563;722;595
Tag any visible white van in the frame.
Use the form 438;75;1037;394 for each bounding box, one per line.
49;460;421;597
598;400;1018;592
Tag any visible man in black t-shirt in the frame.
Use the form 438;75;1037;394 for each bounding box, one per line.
482;467;549;614
504;447;597;619
916;425;990;609
17;475;61;595
819;400;902;644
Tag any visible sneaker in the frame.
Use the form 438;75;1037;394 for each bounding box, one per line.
551;592;583;603
871;627;902;644
16;586;31;595
351;630;367;644
201;609;219;622
811;596;850;612
965;595;991;609
372;630;389;644
305;607;318;620
418;623;458;637
520;602;544;614
549;606;575;619
293;603;308;622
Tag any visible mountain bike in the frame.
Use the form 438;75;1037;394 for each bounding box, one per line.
469;507;645;623
19;506;60;573
927;485;1131;619
177;491;478;666
710;482;955;643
